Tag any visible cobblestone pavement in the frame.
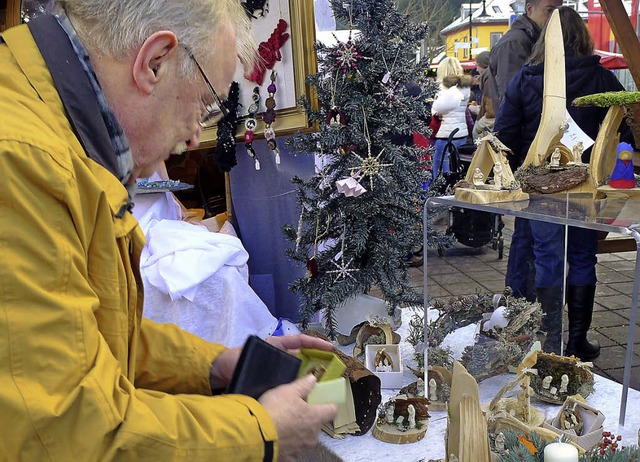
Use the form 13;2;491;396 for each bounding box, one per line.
404;215;640;390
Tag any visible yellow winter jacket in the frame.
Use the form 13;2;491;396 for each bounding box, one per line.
0;24;277;461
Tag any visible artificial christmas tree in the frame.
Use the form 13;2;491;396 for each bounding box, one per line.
283;0;449;334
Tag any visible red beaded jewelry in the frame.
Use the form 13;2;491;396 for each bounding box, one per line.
245;19;289;85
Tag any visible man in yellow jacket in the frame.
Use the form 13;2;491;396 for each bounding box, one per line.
0;1;336;460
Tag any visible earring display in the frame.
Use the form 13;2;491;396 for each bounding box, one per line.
214;81;240;172
241;0;269;19
263;71;280;164
244;87;261;170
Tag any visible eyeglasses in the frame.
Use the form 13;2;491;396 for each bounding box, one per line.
186;50;229;127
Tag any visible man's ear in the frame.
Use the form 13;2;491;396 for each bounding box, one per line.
524;2;534;16
133;31;179;94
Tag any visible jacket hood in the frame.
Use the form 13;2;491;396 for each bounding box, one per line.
511;14;541;43
519;55;605;101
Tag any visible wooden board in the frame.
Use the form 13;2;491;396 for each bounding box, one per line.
597;185;640;199
372;420;428;444
459;395;491;462
524;9;566;167
447;361;481;459
454;187;529;204
590;106;625;198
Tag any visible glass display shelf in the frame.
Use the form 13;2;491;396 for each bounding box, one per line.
423;193;640;426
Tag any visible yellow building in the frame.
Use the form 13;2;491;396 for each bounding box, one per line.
439;0;516;65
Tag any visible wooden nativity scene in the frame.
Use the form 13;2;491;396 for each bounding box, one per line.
454;9;640;205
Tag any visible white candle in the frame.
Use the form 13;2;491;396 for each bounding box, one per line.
544;442;579;462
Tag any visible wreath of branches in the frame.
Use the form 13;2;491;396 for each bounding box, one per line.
407;288;543;381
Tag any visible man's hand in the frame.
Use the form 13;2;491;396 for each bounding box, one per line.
209;334;334;390
265;333;334;355
259;374;337;462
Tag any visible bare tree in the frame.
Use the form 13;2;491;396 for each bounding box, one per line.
398;0;455;64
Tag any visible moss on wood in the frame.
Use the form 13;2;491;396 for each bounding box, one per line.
573;91;640;107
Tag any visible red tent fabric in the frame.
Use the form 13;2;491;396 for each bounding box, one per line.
596;50;628;70
433;51;627;71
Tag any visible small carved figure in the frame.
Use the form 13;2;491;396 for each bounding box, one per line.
385;401;395;424
550;386;558;395
610;142;636;189
493;162;503;189
395;415;405;431
472;167;485;186
542;376;553;389
495;432;505;452
429;378;438;401
374;348;394;372
561;403;583;433
408;404;416;429
416;378;425;397
307;365;327;380
560;374;569;393
449;455;459;462
549;147;561;167
572;141;584;163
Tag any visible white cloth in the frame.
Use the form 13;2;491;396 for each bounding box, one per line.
141;219;249;302
142;260;278;348
134;193;277;348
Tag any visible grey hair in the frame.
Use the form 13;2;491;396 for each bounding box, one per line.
53;0;255;78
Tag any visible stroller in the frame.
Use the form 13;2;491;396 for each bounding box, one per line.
434;130;505;259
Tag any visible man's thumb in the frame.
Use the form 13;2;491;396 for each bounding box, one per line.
291;373;317;399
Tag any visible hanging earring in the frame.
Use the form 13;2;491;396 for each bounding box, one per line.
244;86;260;170
263;71;281;164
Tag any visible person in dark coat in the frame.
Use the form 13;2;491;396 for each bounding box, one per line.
488;0;561;305
494;6;633;358
486;0;562;108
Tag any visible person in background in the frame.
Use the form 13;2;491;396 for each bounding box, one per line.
489;0;561;304
431;57;471;179
471;51;495;140
486;0;562;108
0;1;336;460
494;6;633;358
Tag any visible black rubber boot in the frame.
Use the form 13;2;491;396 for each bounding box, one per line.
536;286;563;355
565;285;600;360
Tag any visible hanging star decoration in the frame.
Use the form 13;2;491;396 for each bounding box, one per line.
326;254;359;282
375;81;399;107
348;146;393;190
331;31;366;72
315;164;333;190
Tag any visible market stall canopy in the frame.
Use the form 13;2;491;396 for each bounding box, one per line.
432;52;626;71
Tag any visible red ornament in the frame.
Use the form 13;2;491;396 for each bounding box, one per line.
306;257;319;279
331;31;365;72
245;19;289;85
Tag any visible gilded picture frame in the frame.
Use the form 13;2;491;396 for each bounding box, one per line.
199;0;318;148
5;0;318;148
